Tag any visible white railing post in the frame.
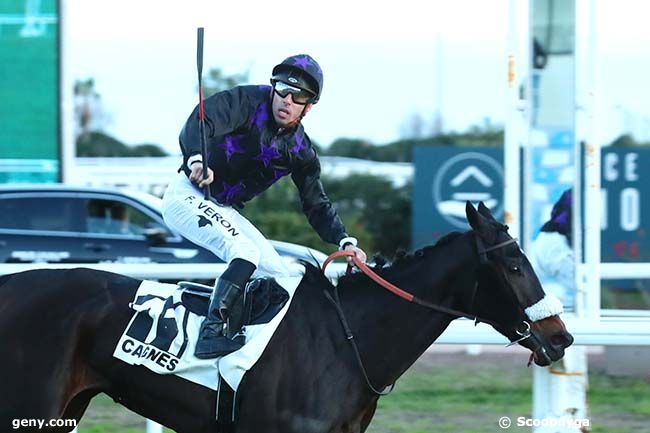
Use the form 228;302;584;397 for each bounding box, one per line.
504;0;528;242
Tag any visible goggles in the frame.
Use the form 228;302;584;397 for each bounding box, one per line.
272;81;315;105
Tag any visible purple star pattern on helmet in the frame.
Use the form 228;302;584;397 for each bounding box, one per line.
216;181;244;204
252;102;269;130
293;56;311;70
272;168;290;182
254;140;280;168
290;134;307;155
219;135;244;161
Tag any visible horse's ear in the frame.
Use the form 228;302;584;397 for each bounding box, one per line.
466;200;492;238
477;201;496;221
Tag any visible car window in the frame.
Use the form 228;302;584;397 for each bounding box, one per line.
85;198;168;236
0;196;83;232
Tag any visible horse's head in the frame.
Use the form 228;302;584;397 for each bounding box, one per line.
465;201;573;366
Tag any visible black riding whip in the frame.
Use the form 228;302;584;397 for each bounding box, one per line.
196;27;210;200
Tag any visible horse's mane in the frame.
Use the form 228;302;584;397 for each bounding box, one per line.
336;231;464;286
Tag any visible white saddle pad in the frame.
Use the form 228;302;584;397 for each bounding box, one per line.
112;275;302;391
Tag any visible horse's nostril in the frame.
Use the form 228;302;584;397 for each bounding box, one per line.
550;332;574;348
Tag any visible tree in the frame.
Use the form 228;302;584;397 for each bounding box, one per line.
129;144;168;157
241;177;374;254
201;67;250;98
243;173;411;256
76;133;169;157
327;138;376;159
323;174;411;256
74;78;168;156
323;123;505;162
74;78;109;141
610;134;650;147
77;132;129;157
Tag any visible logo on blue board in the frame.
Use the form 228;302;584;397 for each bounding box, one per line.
432;152;504;229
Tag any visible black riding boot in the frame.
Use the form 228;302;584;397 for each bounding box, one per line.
194;278;245;359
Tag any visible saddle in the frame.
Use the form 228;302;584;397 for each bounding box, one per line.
177;278;290;428
178;278;290;327
115;275;296;395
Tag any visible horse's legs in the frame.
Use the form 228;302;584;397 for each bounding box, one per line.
0;374;105;433
0;332;107;432
335;401;377;433
358;401;378;433
54;388;102;432
31;390;94;433
22;391;95;433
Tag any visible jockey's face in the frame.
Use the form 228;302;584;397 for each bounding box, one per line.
271;89;313;128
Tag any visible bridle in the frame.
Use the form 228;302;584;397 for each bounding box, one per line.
474;234;550;358
321;232;546;395
475;235;519;264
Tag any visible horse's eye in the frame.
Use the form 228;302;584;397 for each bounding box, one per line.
510;265;520;273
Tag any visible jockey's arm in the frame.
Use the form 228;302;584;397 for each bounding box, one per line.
291;151;366;262
179;86;251;179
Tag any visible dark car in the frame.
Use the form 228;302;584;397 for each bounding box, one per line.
0;184;327;265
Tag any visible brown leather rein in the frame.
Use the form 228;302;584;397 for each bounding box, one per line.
323;251;415;300
321;247;515;327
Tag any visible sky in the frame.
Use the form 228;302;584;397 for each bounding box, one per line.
64;0;650;156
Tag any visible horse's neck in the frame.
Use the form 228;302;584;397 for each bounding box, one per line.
340;233;478;387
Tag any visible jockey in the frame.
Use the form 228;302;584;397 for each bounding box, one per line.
162;54;367;359
528;189;575;309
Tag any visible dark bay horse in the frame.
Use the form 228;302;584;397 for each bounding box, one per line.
0;202;573;433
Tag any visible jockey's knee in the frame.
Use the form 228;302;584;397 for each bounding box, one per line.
232;239;261;268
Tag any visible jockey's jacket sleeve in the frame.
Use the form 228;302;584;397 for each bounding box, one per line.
179;87;251;158
291;148;348;245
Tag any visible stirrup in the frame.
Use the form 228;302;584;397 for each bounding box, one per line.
194;328;245;359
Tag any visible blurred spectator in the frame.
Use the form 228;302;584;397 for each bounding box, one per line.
87;201;135;235
529;189;575;309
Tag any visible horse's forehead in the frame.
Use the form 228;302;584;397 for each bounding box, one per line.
488;237;546;301
515;255;546;301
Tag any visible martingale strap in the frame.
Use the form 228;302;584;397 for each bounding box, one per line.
322;286;396;396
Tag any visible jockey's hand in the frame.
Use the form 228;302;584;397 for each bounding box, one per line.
344;244;367;265
189;163;214;188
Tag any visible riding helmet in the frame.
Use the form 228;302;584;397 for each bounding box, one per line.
271;54;323;103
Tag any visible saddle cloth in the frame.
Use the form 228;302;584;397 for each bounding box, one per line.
112;275;301;391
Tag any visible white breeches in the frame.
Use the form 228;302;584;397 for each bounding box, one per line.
162;173;291;278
